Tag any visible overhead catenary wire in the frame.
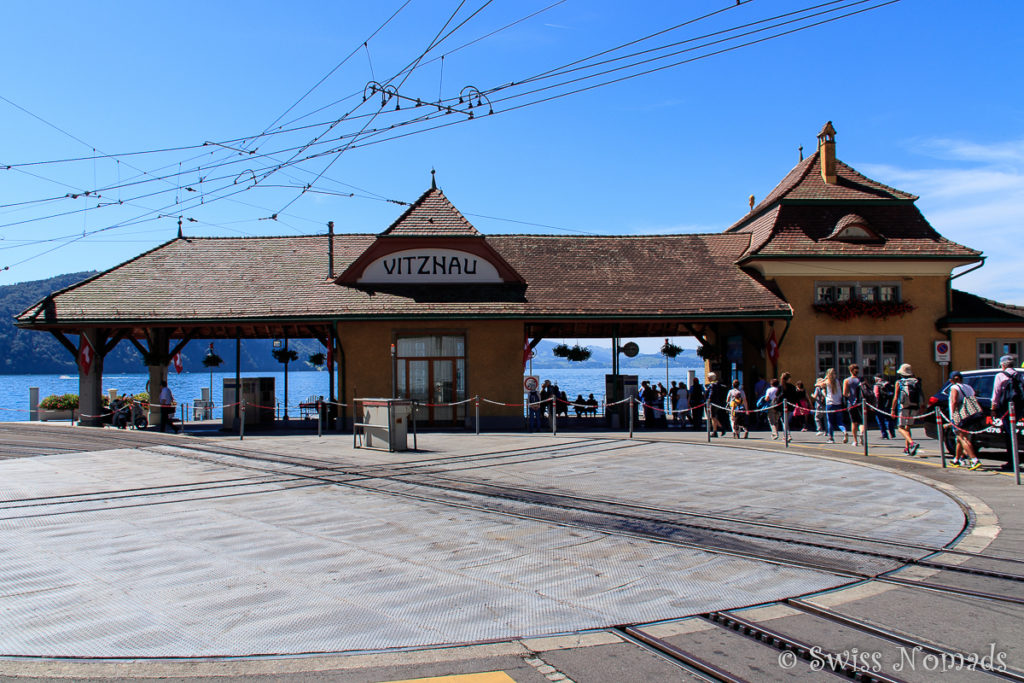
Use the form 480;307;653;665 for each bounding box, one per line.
1;0;903;270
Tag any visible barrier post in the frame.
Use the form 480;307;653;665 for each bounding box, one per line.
936;410;946;468
706;401;712;442
317;400;323;438
240;400;246;441
551;397;557;436
783;399;791;448
475;395;480;436
1011;402;1020;486
862;400;869;458
412;400;418;450
628;396;635;439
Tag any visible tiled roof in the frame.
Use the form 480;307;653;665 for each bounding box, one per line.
941;289;1024;325
725;150;979;263
729;152;917;233
16;233;791;326
380;187;481;237
740;204;980;260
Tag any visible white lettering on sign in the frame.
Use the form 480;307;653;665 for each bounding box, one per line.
359;249;503;283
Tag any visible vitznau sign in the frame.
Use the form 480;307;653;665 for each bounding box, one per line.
359;248;503;283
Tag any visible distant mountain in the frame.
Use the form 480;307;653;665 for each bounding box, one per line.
0;272;329;375
528;340;702;369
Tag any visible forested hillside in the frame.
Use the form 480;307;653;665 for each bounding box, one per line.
1;273;327;375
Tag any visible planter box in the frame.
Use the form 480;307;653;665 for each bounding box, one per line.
39;409;75;422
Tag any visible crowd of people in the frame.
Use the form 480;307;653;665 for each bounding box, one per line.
527;354;1023;468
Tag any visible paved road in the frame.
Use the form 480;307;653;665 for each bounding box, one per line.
0;423;1020;681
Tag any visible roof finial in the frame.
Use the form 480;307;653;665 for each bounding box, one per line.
430;168;436;190
177;216;183;239
798;145;803;161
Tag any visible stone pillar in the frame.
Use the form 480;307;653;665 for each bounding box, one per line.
78;328;105;427
29;387;39;421
146;330;169;426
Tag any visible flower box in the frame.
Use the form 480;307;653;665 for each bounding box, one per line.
39;409;75;422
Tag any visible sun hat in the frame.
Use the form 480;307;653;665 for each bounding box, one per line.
897;363;913;377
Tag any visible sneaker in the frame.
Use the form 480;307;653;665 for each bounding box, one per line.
949;460;962;468
910;443;922;457
880;435;889;440
816;431;824;436
969;460;982;470
903;446;910;454
826;438;835;444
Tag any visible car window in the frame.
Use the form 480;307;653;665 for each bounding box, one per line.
966;374;995;398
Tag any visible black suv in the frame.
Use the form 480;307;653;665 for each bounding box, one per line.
923;369;1024;456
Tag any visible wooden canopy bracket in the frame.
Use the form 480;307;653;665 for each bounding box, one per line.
50;331;78;360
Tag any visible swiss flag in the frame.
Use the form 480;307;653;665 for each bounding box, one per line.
78;337;94;375
172;352;183;374
766;326;780;367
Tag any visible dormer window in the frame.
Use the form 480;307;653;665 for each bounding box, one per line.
824;213;884;243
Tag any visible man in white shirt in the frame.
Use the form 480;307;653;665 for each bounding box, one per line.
991;354;1022;457
158;380;179;433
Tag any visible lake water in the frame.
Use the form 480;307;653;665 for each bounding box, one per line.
0;366;703;422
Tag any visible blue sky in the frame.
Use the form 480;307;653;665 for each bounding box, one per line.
2;1;1022;351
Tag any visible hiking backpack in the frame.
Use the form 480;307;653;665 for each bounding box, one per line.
1002;370;1024;414
898;377;921;410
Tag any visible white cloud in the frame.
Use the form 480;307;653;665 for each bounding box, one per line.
859;137;1024;306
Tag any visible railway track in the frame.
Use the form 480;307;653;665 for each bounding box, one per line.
2;426;1021;675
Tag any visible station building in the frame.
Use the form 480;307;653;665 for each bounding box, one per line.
16;123;1022;427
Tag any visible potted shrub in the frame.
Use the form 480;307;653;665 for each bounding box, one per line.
39;393;78;421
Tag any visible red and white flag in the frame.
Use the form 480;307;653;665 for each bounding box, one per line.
172;352;183;374
78;337;94;375
766;327;780;367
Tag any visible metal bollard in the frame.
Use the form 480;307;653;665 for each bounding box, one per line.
783;399;790;447
240;400;246;441
936;410;946;468
706;402;712;443
629;396;634;439
1011;402;1020;486
862;400;869;458
317;400;323;438
551;397;557;436
411;401;418;450
475;395;480;436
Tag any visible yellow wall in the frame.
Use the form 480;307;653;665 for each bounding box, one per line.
949;329;1024;370
768;274;951;393
335;319;524;420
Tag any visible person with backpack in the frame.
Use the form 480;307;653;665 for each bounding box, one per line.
991;354;1024;458
949;371;983;469
873;375;896;439
811;377;828;435
892;363;923;456
842;364;865;447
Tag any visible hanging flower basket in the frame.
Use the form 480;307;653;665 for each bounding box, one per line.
552;343;592;362
813;299;916;322
696;344;719;361
272;348;299;364
660;341;683;359
308;352;326;368
202;353;224;368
